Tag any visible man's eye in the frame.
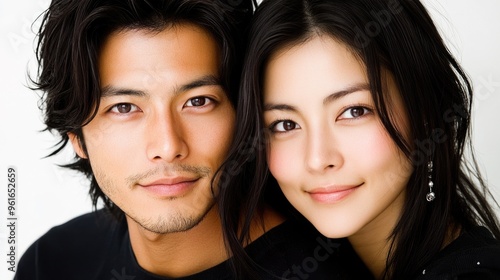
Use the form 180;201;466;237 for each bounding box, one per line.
185;97;212;107
270;120;301;133
110;103;139;114
338;106;371;120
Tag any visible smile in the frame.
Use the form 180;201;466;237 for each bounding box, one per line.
307;183;363;203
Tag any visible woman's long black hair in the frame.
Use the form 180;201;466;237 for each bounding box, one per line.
217;0;500;278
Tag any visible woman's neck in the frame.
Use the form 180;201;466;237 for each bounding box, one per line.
349;224;392;279
348;191;405;279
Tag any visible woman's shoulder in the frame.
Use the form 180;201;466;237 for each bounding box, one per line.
415;226;500;280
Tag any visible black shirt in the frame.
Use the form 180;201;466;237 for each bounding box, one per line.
15;209;371;279
414;226;500;280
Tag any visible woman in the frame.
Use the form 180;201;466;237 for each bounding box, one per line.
218;0;500;279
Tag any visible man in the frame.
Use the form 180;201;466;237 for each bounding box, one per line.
16;0;369;279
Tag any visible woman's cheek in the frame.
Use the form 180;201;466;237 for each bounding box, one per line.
267;141;298;185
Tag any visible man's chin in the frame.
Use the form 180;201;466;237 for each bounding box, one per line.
126;203;215;234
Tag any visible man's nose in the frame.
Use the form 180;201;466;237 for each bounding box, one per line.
145;112;188;163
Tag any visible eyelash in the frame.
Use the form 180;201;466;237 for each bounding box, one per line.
106;95;216;114
267;105;373;134
337;105;373;121
268;119;300;134
183;96;215;108
108;103;140;114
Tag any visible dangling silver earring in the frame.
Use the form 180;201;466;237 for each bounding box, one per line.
426;160;435;202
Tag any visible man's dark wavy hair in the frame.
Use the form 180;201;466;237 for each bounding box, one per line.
32;0;253;220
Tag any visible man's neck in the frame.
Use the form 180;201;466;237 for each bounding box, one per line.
127;206;227;278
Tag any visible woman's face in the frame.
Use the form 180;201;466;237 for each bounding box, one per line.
263;36;413;239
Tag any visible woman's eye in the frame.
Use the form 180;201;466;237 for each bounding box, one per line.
184;97;212;107
270;120;301;133
338;106;371;120
110;103;139;114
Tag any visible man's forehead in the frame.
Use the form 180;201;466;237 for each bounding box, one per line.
97;23;222;96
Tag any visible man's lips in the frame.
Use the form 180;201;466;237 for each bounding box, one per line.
139;177;200;197
141;177;200;186
307;183;363;203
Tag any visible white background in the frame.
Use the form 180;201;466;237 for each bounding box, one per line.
0;0;499;279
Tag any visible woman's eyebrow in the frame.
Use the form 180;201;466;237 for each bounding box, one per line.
263;103;297;112
323;82;370;105
264;82;370;112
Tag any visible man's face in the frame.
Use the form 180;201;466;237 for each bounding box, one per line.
70;24;235;234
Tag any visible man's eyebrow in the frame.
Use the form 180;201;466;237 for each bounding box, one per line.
100;75;222;98
101;86;147;98
263;82;370;112
175;75;222;94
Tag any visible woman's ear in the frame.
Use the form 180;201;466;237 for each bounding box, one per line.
68;133;88;159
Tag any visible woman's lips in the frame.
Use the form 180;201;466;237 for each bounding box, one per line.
307;183;362;203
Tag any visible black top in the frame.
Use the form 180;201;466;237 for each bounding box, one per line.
414;226;500;280
15;209;371;280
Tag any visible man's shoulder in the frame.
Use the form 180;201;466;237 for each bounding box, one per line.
15;209;126;280
35;209;123;248
48;209;119;234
